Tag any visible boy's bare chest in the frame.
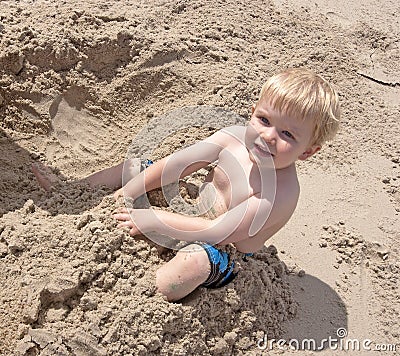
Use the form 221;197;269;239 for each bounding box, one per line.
204;146;261;210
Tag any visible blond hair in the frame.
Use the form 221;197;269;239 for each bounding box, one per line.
259;68;341;145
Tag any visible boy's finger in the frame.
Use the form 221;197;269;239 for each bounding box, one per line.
130;228;140;236
113;189;123;200
117;221;133;228
113;213;131;221
113;207;130;214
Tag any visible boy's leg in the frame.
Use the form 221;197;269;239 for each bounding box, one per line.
156;244;210;301
85;158;141;188
32;158;141;191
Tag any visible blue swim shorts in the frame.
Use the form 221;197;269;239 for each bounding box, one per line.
139;158;154;171
196;243;253;289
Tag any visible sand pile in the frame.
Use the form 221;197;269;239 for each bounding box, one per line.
1;191;294;355
1;0;399;355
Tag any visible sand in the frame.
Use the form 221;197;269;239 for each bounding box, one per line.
0;0;399;355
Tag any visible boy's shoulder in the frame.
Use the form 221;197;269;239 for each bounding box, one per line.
274;165;300;218
216;125;246;142
202;125;246;152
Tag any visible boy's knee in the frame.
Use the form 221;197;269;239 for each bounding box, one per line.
155;244;210;301
123;158;141;182
155;268;185;302
155;268;170;300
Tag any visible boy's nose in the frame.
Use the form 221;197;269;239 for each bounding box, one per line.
261;128;277;145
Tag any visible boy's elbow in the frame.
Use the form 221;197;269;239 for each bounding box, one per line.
213;224;249;245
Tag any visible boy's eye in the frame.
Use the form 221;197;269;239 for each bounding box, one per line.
283;131;294;139
260;117;270;125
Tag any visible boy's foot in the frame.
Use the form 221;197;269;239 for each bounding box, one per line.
31;162;60;191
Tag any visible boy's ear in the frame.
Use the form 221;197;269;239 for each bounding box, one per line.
251;104;256;114
298;145;321;160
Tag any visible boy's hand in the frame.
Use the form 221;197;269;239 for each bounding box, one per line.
113;207;141;236
113;188;124;201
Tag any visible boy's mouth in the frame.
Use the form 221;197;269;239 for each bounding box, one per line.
254;143;274;157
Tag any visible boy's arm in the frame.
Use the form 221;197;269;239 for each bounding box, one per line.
120;128;233;200
115;193;278;246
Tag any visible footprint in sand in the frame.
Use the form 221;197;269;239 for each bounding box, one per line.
325;11;351;28
47;86;112;160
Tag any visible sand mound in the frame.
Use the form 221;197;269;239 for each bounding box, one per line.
2;192;295;355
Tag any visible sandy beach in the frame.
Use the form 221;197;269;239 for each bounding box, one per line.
0;0;399;355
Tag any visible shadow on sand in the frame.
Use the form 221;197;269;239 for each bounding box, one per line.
180;246;347;353
279;273;348;351
0;129;106;217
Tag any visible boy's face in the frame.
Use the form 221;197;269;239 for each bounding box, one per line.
246;97;321;170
